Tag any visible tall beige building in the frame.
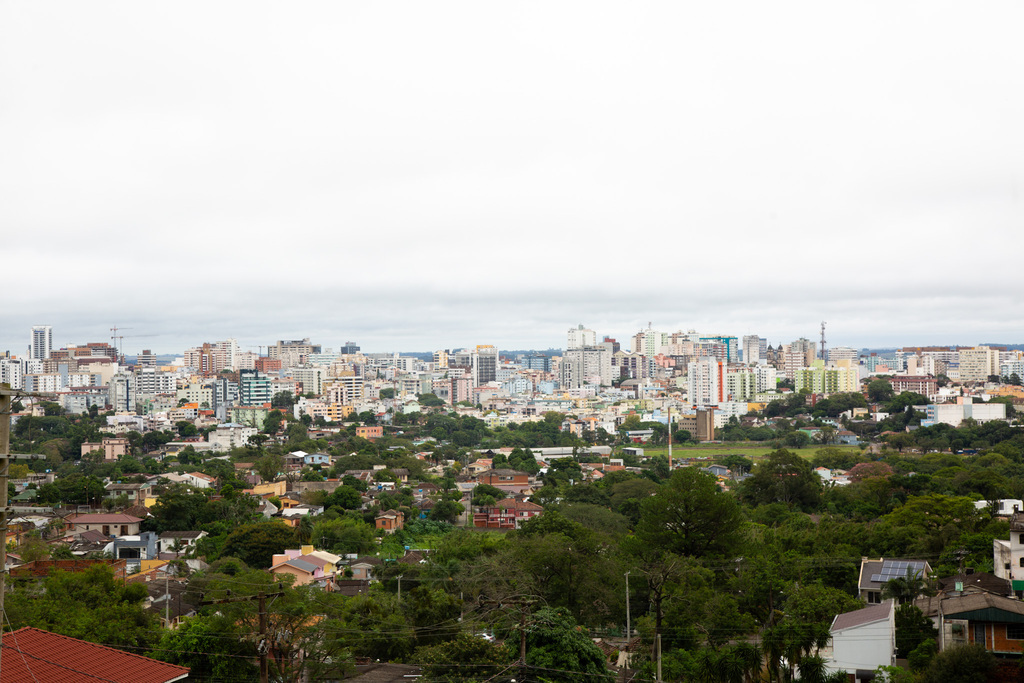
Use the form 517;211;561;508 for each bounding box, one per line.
958;346;1000;382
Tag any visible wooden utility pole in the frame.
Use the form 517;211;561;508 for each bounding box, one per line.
0;384;52;681
0;384;9;678
200;587;284;683
478;596;536;679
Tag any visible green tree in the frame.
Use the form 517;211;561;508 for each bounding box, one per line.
221;521;296;568
312;517;377;556
271;391;294;408
324;485;363;511
262;409;285;434
741;448;822;510
156;616;259;682
5;565;158;651
635;468;745;558
416;631;512;681
918;643;996;683
894;603;937;658
868;378;896;403
517;607;613;682
254;452;284;482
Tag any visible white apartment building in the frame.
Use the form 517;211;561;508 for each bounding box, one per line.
742;335;766;365
567;325;598;349
688;356;723;407
754;365;778;393
30;325;52;360
208;423;258;450
135;367;176;395
827;347;859;363
0;358;24;390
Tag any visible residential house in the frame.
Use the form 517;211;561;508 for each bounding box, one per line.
477;469;532;495
0;627;190;682
66;513;143;537
270;557;325;586
356;425;384;440
979;499;1024;517
105;481;152;506
937;571;1011;597
376;509;405;534
304;452;332;467
993;512;1024;597
182;472;216;489
349;556;383;581
284;452;306;472
144;578;198;628
468;459;493;475
278;504;324;527
80;437;130;461
916;592;1024;656
825;600;896;682
474;497;543;529
858;558;931;604
158;530;208;554
109;532;160;571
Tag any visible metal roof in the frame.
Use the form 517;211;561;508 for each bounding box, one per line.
0;627;189;683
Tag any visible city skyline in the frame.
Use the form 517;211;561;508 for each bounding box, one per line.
3;321;1022;359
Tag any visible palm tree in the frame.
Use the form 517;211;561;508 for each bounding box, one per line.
882;567;932;604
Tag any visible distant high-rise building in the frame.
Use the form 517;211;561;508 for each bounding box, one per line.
632;325;668;357
520;354;551;372
473;345;499;385
269;338;321;368
560;345;612;388
688;356;724;407
827;347;859;363
567;325;597;350
30;325;52;360
742;335;766;365
699;335;738;363
341;342;360;355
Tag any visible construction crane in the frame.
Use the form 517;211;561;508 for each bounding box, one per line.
110;326;156;363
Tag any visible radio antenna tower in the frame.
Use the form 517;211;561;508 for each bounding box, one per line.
819;321;827;360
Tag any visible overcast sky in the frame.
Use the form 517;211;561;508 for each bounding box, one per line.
3;2;1023;356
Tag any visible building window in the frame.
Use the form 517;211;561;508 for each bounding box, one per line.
1008;625;1024;640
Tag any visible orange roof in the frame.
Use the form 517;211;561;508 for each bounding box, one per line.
1;627;189;683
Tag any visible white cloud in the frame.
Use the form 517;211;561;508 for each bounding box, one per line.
3;1;1024;354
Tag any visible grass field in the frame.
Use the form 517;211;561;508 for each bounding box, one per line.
630;443;863;462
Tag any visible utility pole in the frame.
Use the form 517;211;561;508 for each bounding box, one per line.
624;571;631;643
200;586;284;683
656;633;662;682
666;405;672;471
478;596;536;679
0;384;53;681
0;384;9;679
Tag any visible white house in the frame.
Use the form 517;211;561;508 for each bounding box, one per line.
207;423;258;451
826;600;896;682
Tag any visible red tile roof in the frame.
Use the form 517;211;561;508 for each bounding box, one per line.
1;627;189;683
